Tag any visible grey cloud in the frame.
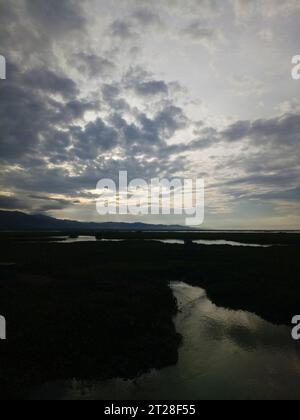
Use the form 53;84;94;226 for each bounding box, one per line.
166;0;221;16
124;67;171;98
222;121;252;142
1;0;299;228
136;106;188;144
0;2;37;58
245;187;300;202
25;0;85;34
134;81;169;97
32;195;80;213
232;0;300;19
107;99;188;149
0;63;96;163
222;173;298;188
71;119;119;159
102;84;129;112
109;5;163;44
1;166;77;196
153;106;188;138
109;114;141;145
131;7;162;28
123;66;152;86
61;99;98;121
0;59;187;177
189;137;216;150
37;202;71;212
0;81;51;161
182;21;219;43
0;195;25;211
23;68;78;99
0;152;188;199
0;193;78;213
1;0;87;69
221;114;300;147
102;84;120;100
110;20;137;39
74;53;116;78
251;114;300;147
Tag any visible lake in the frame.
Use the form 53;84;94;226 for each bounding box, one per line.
31;282;300;400
51;236;273;248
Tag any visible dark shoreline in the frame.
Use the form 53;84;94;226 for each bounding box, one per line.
1;230;300;245
1;234;300;399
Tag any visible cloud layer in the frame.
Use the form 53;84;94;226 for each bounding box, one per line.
1;0;300;228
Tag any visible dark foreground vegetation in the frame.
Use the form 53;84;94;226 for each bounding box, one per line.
1;229;300;245
0;232;300;399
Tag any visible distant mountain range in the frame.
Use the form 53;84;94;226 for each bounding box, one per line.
0;211;196;232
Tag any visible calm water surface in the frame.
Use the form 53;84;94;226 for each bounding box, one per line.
56;237;273;247
31;282;300;400
159;239;271;247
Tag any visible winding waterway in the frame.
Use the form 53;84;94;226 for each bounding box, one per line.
31;282;300;400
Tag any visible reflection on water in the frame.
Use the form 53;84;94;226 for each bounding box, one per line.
58;237;272;247
159;239;271;247
62;236;123;244
194;239;271;247
31;282;300;400
63;236;96;243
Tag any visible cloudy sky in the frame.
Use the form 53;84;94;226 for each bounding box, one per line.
0;0;300;229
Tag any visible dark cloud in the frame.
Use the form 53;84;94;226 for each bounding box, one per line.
31;195;80;213
0;64;95;163
0;195;25;211
0;79;51;161
222;121;252;142
37;202;70;212
153;106;188;137
119;105;189;147
179;112;300;155
107;100;188;149
221;114;300;147
23;68;78;99
134;81;169;97
62;99;98;121
0;193;79;214
71;118;119;159
0;0;87;69
0;58;189;186
102;84;129;111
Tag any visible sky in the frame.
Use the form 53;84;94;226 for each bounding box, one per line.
0;0;300;229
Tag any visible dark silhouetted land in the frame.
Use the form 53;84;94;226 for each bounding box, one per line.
0;232;300;399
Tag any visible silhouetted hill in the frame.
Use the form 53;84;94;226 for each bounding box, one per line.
0;211;194;232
